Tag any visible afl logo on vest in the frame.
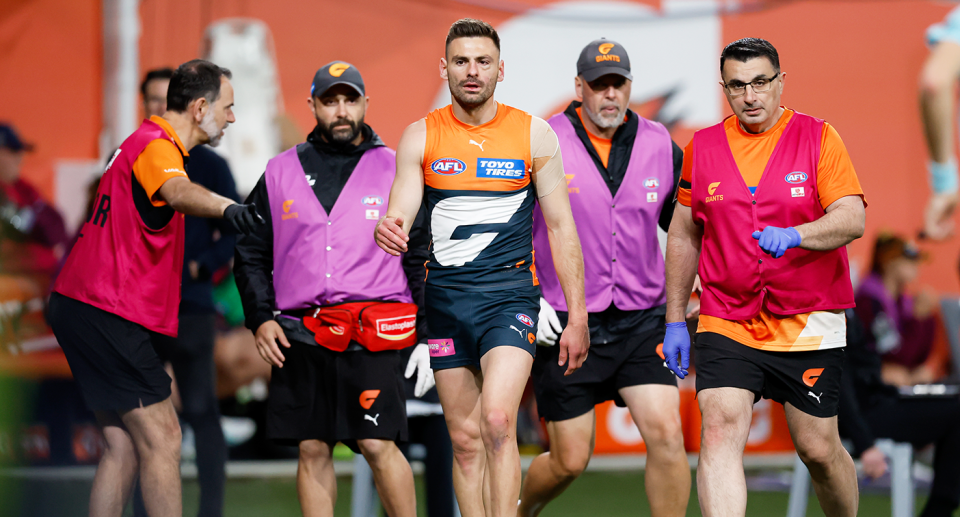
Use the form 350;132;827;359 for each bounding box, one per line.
643;178;659;189
431;157;466;176
785;171;808;184
516;313;534;327
361;196;383;206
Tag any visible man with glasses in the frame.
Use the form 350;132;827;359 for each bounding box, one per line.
664;38;866;516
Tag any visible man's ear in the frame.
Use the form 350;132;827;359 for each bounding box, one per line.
439;58;448;80
191;97;209;124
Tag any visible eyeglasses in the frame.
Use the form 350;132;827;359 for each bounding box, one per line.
722;73;780;97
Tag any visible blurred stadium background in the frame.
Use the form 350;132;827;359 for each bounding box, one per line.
1;0;959;515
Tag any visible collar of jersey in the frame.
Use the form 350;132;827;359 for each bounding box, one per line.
149;115;190;157
447;101;506;130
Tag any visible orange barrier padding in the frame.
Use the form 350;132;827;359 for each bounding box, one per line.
0;348;72;380
593;386;697;455
683;394;795;454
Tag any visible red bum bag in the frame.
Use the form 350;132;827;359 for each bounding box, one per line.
300;301;418;352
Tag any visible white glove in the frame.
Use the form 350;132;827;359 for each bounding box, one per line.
404;343;436;398
537;297;564;347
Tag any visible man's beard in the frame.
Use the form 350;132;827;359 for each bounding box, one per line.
318;116;362;144
583;102;626;130
450;76;496;110
200;109;224;147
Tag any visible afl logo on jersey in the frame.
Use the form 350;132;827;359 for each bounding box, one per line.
516;313;534;327
361;196;383;206
643;178;659;189
785;172;808;184
431;158;466;175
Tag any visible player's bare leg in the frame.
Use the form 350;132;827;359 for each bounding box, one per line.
517;411;594;516
436;366;485;517
479;346;535;517
120;398;183;517
89;412;140;517
620;384;690;516
297;439;338;517
696;387;753;517
785;405;857;517
357;438;417;517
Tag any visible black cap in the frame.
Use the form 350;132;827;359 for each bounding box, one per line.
0;124;33;152
311;61;365;98
577;39;632;82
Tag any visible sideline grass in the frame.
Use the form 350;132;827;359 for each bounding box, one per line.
5;470;925;516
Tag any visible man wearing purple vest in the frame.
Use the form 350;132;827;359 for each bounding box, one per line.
664;39;866;516
234;62;424;517
519;39;691;517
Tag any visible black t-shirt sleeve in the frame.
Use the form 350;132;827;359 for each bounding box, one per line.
657;140;683;232
234;174;276;331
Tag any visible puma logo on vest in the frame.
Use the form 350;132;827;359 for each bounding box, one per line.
469;139;486;151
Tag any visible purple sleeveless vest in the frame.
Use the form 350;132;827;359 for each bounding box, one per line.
264;146;412;310
532;112;674;312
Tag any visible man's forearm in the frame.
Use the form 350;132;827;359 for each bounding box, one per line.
921;81;955;165
665;222;700;323
796;199;865;251
160;178;235;218
548;221;587;324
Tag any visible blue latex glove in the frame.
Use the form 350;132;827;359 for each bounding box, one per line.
751;226;802;259
663;322;690;379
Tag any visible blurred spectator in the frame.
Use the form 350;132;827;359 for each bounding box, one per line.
839;309;960;517
0;123;67;287
920;6;960;240
131;68;239;517
854;233;945;386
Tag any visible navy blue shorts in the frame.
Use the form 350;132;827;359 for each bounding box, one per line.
426;283;539;370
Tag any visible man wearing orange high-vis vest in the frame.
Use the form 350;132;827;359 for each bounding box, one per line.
664;38;866;517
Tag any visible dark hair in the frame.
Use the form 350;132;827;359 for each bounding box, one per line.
166;60;232;113
445;18;500;53
140;68;174;97
720;38;780;74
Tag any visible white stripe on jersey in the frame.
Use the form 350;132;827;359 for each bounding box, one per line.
431;190;528;267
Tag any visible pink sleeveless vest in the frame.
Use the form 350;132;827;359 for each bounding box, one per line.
55;119;186;336
691;112;854;320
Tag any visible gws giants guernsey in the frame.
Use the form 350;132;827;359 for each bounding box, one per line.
422;103;537;289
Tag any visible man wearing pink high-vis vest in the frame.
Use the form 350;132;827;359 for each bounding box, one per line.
664;39;866;517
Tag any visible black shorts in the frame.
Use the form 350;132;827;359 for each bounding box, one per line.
532;326;677;422
694;332;844;418
48;292;172;412
266;333;408;451
425;283;539;370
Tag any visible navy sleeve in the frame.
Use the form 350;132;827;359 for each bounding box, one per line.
194;155;240;278
234;174;276;332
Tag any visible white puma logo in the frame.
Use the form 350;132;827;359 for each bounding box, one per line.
807;391;822;404
509;325;525;338
365;413;380;426
469;139;486;151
